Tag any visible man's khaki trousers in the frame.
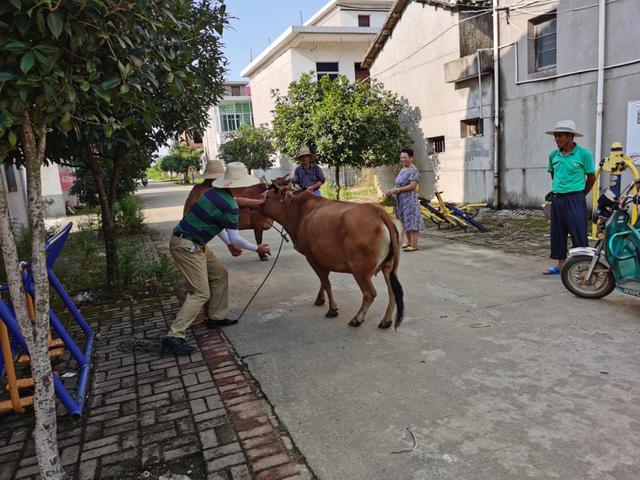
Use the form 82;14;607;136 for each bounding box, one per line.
168;236;228;338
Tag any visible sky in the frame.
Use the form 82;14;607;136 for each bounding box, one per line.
222;0;329;80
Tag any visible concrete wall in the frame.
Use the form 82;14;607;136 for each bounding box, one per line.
4;165;28;227
248;49;295;127
369;2;494;203
41;164;65;219
498;0;640;207
203;105;218;162
312;2;391;27
339;10;388;28
291;41;372;83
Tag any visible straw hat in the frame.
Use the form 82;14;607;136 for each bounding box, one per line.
295;145;315;160
212;162;261;189
203;160;225;180
545;120;583;137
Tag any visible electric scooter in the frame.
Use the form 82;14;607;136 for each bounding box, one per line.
561;181;640;299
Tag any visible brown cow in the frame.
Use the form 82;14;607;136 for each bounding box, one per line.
259;188;404;329
183;177;287;260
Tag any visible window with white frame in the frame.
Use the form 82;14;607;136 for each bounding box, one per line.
531;13;556;71
219;102;253;132
316;62;339;81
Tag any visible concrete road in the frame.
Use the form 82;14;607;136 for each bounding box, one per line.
138;182;640;480
137;181;193;239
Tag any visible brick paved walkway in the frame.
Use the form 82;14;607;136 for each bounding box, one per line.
0;295;313;480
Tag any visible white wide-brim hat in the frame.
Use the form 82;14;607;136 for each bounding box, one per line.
545;120;583;137
295;145;315;160
203;160;225;179
212;162;261;189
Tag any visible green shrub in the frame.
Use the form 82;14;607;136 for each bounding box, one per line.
320;182;337;200
15;224;33;261
114;195;146;234
117;238;175;295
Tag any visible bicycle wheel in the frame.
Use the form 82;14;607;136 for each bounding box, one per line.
464;207;479;219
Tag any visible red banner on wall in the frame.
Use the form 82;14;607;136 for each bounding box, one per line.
59;172;76;191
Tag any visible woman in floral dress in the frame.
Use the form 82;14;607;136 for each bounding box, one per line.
385;148;424;251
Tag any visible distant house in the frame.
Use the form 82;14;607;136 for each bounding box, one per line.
4;163;76;227
241;0;393;179
242;0;393;126
364;0;640;207
3;164;29;227
202;81;254;163
363;0;495;205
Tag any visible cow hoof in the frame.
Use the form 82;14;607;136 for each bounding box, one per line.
378;320;392;329
314;297;325;306
348;318;363;327
325;308;339;318
259;254;269;262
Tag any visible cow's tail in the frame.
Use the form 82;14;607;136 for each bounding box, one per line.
382;216;404;330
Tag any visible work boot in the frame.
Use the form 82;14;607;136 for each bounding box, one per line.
207;318;239;329
161;336;196;355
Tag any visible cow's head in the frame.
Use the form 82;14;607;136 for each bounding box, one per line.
259;181;294;219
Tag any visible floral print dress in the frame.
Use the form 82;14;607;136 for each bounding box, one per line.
394;165;424;232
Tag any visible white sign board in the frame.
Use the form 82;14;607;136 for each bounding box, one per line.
627;100;640;158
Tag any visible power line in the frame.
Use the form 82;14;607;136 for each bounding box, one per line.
372;8;492;79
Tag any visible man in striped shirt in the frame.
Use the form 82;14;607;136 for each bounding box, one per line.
162;163;270;355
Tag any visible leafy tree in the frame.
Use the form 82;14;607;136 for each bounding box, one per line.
272;74;412;199
0;1;227;475
218;124;275;172
3;0;227;292
71;151;150;207
160;143;203;183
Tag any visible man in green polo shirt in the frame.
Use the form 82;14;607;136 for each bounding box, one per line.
544;120;596;275
162;162;270;355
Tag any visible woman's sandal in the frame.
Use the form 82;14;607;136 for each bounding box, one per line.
403;246;418;252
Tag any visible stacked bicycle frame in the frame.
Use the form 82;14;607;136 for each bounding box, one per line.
0;223;94;418
419;191;488;232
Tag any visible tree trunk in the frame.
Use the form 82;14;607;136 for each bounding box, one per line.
15;110;65;479
335;165;341;201
86;155;119;293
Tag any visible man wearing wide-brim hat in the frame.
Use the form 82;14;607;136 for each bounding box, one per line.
543;120;596;275
293;145;325;196
162;162;270;355
184;160;244;257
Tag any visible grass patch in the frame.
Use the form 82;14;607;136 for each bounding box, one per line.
321;182;382;202
2;196;176;302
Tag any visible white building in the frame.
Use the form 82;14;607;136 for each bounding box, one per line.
202;81;254;163
242;0;393;126
4;163;74;228
240;0;393;178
